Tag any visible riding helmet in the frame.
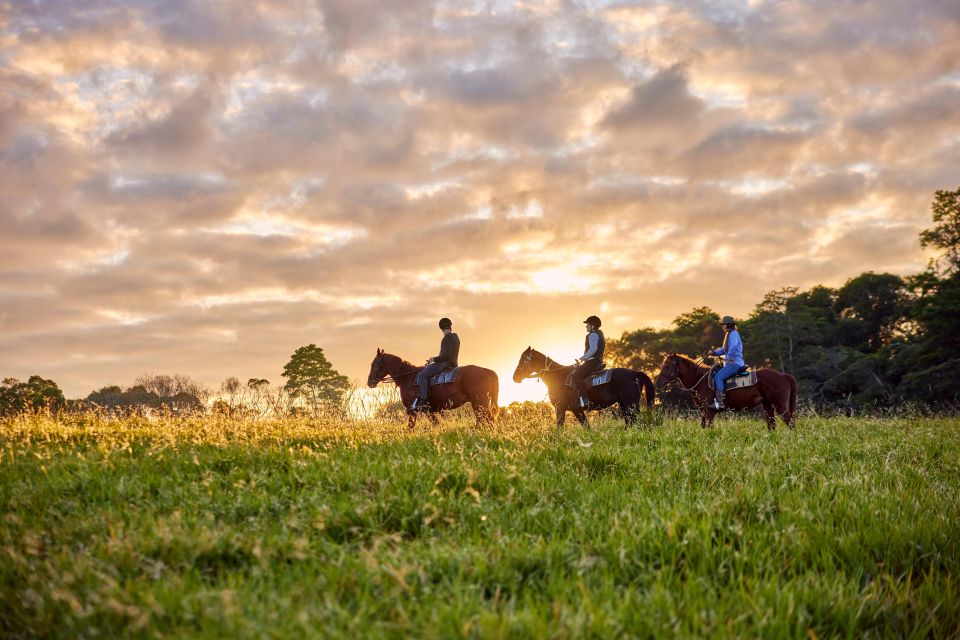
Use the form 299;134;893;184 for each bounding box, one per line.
439;317;453;329
583;315;602;327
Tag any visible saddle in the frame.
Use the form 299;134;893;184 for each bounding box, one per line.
564;366;612;389
428;367;460;386
708;364;757;391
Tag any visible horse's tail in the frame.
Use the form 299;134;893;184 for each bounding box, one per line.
489;372;500;422
638;371;655;409
787;373;798;424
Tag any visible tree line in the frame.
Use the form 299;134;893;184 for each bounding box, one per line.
609;187;960;411
0;344;350;417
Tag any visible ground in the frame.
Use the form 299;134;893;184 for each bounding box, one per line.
1;411;958;638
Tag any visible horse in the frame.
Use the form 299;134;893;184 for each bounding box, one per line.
654;353;797;430
366;349;499;429
512;347;655;428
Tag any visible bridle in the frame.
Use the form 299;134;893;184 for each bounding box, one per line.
666;356;711;395
521;349;560;379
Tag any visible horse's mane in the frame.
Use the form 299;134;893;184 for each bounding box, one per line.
669;353;708;368
528;348;574;370
382;352;418;369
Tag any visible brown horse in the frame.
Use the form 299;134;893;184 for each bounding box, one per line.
512;347;655;428
654;354;797;430
366;349;499;429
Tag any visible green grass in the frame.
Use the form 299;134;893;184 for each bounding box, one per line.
1;412;959;638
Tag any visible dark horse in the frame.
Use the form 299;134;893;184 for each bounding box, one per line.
367;349;499;429
512;347;655;427
655;354;797;430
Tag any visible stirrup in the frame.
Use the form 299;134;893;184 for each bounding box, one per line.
710;399;722;410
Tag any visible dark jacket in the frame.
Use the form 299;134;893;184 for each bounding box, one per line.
582;329;605;362
436;332;460;367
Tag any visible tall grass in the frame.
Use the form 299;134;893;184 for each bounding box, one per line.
1;411;958;638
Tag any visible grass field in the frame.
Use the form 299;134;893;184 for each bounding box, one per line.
1;411;959;638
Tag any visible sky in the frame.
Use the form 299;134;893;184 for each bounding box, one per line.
1;0;959;404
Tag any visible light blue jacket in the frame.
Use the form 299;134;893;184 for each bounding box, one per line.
714;329;745;366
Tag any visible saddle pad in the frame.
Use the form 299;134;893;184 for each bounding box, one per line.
429;367;460;386
564;368;613;388
724;370;758;390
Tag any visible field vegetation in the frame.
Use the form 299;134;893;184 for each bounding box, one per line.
2;410;958;638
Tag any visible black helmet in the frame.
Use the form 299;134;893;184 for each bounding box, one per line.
439;317;452;329
583;315;601;327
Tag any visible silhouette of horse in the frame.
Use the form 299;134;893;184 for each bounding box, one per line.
366;349;499;429
512;347;655;428
655;353;797;430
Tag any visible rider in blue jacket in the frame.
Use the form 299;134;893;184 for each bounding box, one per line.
711;315;744;409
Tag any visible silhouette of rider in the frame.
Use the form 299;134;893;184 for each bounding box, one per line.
413;318;460;411
572;315;605;407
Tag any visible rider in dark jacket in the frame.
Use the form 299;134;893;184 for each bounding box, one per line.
414;318;460;411
573;315;605;406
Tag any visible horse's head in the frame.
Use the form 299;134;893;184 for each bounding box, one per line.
655;353;682;389
367;348;386;388
512;346;541;383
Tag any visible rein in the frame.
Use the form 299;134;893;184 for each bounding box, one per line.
525;352;562;379
672;359;712;395
379;359;419;386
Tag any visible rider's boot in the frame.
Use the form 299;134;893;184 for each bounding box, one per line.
578;394;590;409
711;391;724;410
413;397;431;412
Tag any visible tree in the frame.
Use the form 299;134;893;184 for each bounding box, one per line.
281;344;350;415
0;376;65;415
835;272;908;351
920;186;960;274
744;287;799;370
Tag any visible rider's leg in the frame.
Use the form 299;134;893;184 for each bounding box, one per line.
416;362;445;408
572;361;597;405
714;363;741;407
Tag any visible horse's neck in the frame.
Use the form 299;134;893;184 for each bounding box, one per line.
386;356;418;376
538;355;574;386
679;360;708;386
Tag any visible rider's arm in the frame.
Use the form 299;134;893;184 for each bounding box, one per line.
728;331;743;356
582;333;599;360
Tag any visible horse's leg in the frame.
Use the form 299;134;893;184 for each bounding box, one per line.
407;411;417;430
761;399;776;431
574;407;589;428
429;411;440;427
470;400;487;426
620;400;637;427
707;408;717;428
555;404;566;428
778;383;795;429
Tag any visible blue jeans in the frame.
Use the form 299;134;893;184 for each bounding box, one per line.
416;362;448;400
715;363;743;402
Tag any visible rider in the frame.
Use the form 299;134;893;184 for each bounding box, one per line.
711;315;745;410
573;315;605;407
413;317;460;411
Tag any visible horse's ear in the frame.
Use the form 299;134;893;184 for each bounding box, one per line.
527;345;531;351
377;347;383;355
